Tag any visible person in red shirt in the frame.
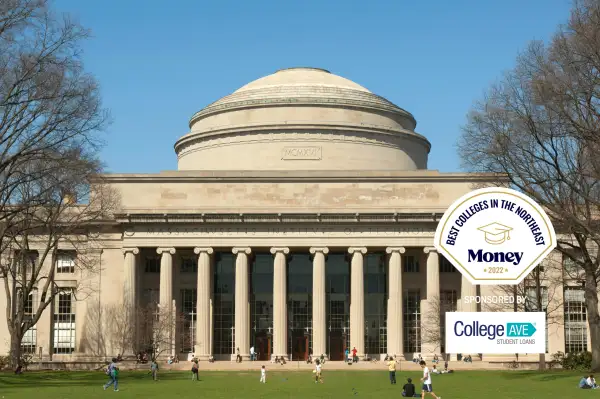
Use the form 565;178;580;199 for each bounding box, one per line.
352;347;358;363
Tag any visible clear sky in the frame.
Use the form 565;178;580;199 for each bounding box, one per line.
54;0;572;174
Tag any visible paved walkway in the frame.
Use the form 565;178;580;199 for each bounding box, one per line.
145;360;509;372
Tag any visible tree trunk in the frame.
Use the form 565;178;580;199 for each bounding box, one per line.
584;271;600;372
10;333;22;369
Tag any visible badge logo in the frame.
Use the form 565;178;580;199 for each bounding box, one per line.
434;187;556;285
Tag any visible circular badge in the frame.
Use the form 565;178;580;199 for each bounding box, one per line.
434;187;556;285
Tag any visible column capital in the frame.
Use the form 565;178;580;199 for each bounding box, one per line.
270;247;289;255
122;247;139;255
309;247;329;255
423;247;438;254
386;247;406;254
232;247;252;255
194;247;214;255
348;247;367;255
156;247;176;255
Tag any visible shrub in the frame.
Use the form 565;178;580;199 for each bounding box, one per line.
0;356;8;370
551;351;592;371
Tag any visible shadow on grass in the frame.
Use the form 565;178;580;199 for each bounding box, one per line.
498;371;579;382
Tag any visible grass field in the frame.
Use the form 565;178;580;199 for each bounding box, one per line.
0;370;591;398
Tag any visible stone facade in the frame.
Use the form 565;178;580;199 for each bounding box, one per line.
0;68;594;363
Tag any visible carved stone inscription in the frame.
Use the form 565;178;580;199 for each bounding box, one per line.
281;146;322;160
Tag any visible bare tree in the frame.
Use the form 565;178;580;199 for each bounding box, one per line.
421;293;457;358
458;0;600;371
138;302;185;361
0;0;114;367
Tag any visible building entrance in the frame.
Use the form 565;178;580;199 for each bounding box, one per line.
328;331;346;360
255;334;271;361
291;334;309;360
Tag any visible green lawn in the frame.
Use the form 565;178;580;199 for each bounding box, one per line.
0;370;591;398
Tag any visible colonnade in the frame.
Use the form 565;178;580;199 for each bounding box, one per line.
122;246;478;360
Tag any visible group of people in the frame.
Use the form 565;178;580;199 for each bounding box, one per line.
387;358;443;398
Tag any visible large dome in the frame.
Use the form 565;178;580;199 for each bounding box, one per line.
175;68;431;171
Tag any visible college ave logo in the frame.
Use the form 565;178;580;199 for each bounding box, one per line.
445;312;546;354
434;187;556;285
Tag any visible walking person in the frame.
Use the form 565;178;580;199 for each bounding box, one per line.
387;356;397;384
420;361;441;399
103;358;119;392
259;365;266;383
151;358;159;381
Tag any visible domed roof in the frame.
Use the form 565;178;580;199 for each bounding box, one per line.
176;68;431;172
188;67;416;129
235;67;370;93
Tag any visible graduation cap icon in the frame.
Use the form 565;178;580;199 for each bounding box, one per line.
477;222;513;245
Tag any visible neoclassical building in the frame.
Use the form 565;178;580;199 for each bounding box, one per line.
0;68;592;363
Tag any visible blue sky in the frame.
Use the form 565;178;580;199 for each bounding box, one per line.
54;0;572;174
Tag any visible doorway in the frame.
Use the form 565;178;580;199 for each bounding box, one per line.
255;335;271;361
329;331;345;360
292;335;308;360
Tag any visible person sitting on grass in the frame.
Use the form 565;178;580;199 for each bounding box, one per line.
402;377;419;397
585;375;598;389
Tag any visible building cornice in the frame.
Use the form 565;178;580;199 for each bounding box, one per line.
113;212;444;224
95;170;506;184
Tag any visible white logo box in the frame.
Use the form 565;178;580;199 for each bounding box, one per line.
445;312;546;354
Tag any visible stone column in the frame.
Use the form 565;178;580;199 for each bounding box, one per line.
423;247;441;357
460;275;477;312
194;247;213;360
386;247;405;359
310;247;328;359
157;247;176;357
157;248;176;309
348;247;367;358
271;247;289;360
123;248;139;354
233;247;252;361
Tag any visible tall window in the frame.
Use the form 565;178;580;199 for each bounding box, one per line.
145;256;160;273
326;253;350;360
21;291;37;354
16;250;38;274
364;253;387;356
287;253;312;360
439;290;457;353
403;256;420;273
56;252;75;273
250;253;273;360
180;289;196;353
403;290;421;353
53;291;75;354
213;253;235;355
564;287;587;353
440;256;457;273
180;256;198;273
525;286;549;352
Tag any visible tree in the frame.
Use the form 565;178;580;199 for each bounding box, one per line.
458;0;600;370
421;293;457;358
137;301;186;361
0;0;114;367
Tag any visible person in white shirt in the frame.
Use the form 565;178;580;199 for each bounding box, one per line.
420;361;441;399
586;375;598;389
259;365;266;383
250;346;255;361
314;360;323;383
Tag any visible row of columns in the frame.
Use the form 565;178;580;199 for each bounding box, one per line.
122;246;478;360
